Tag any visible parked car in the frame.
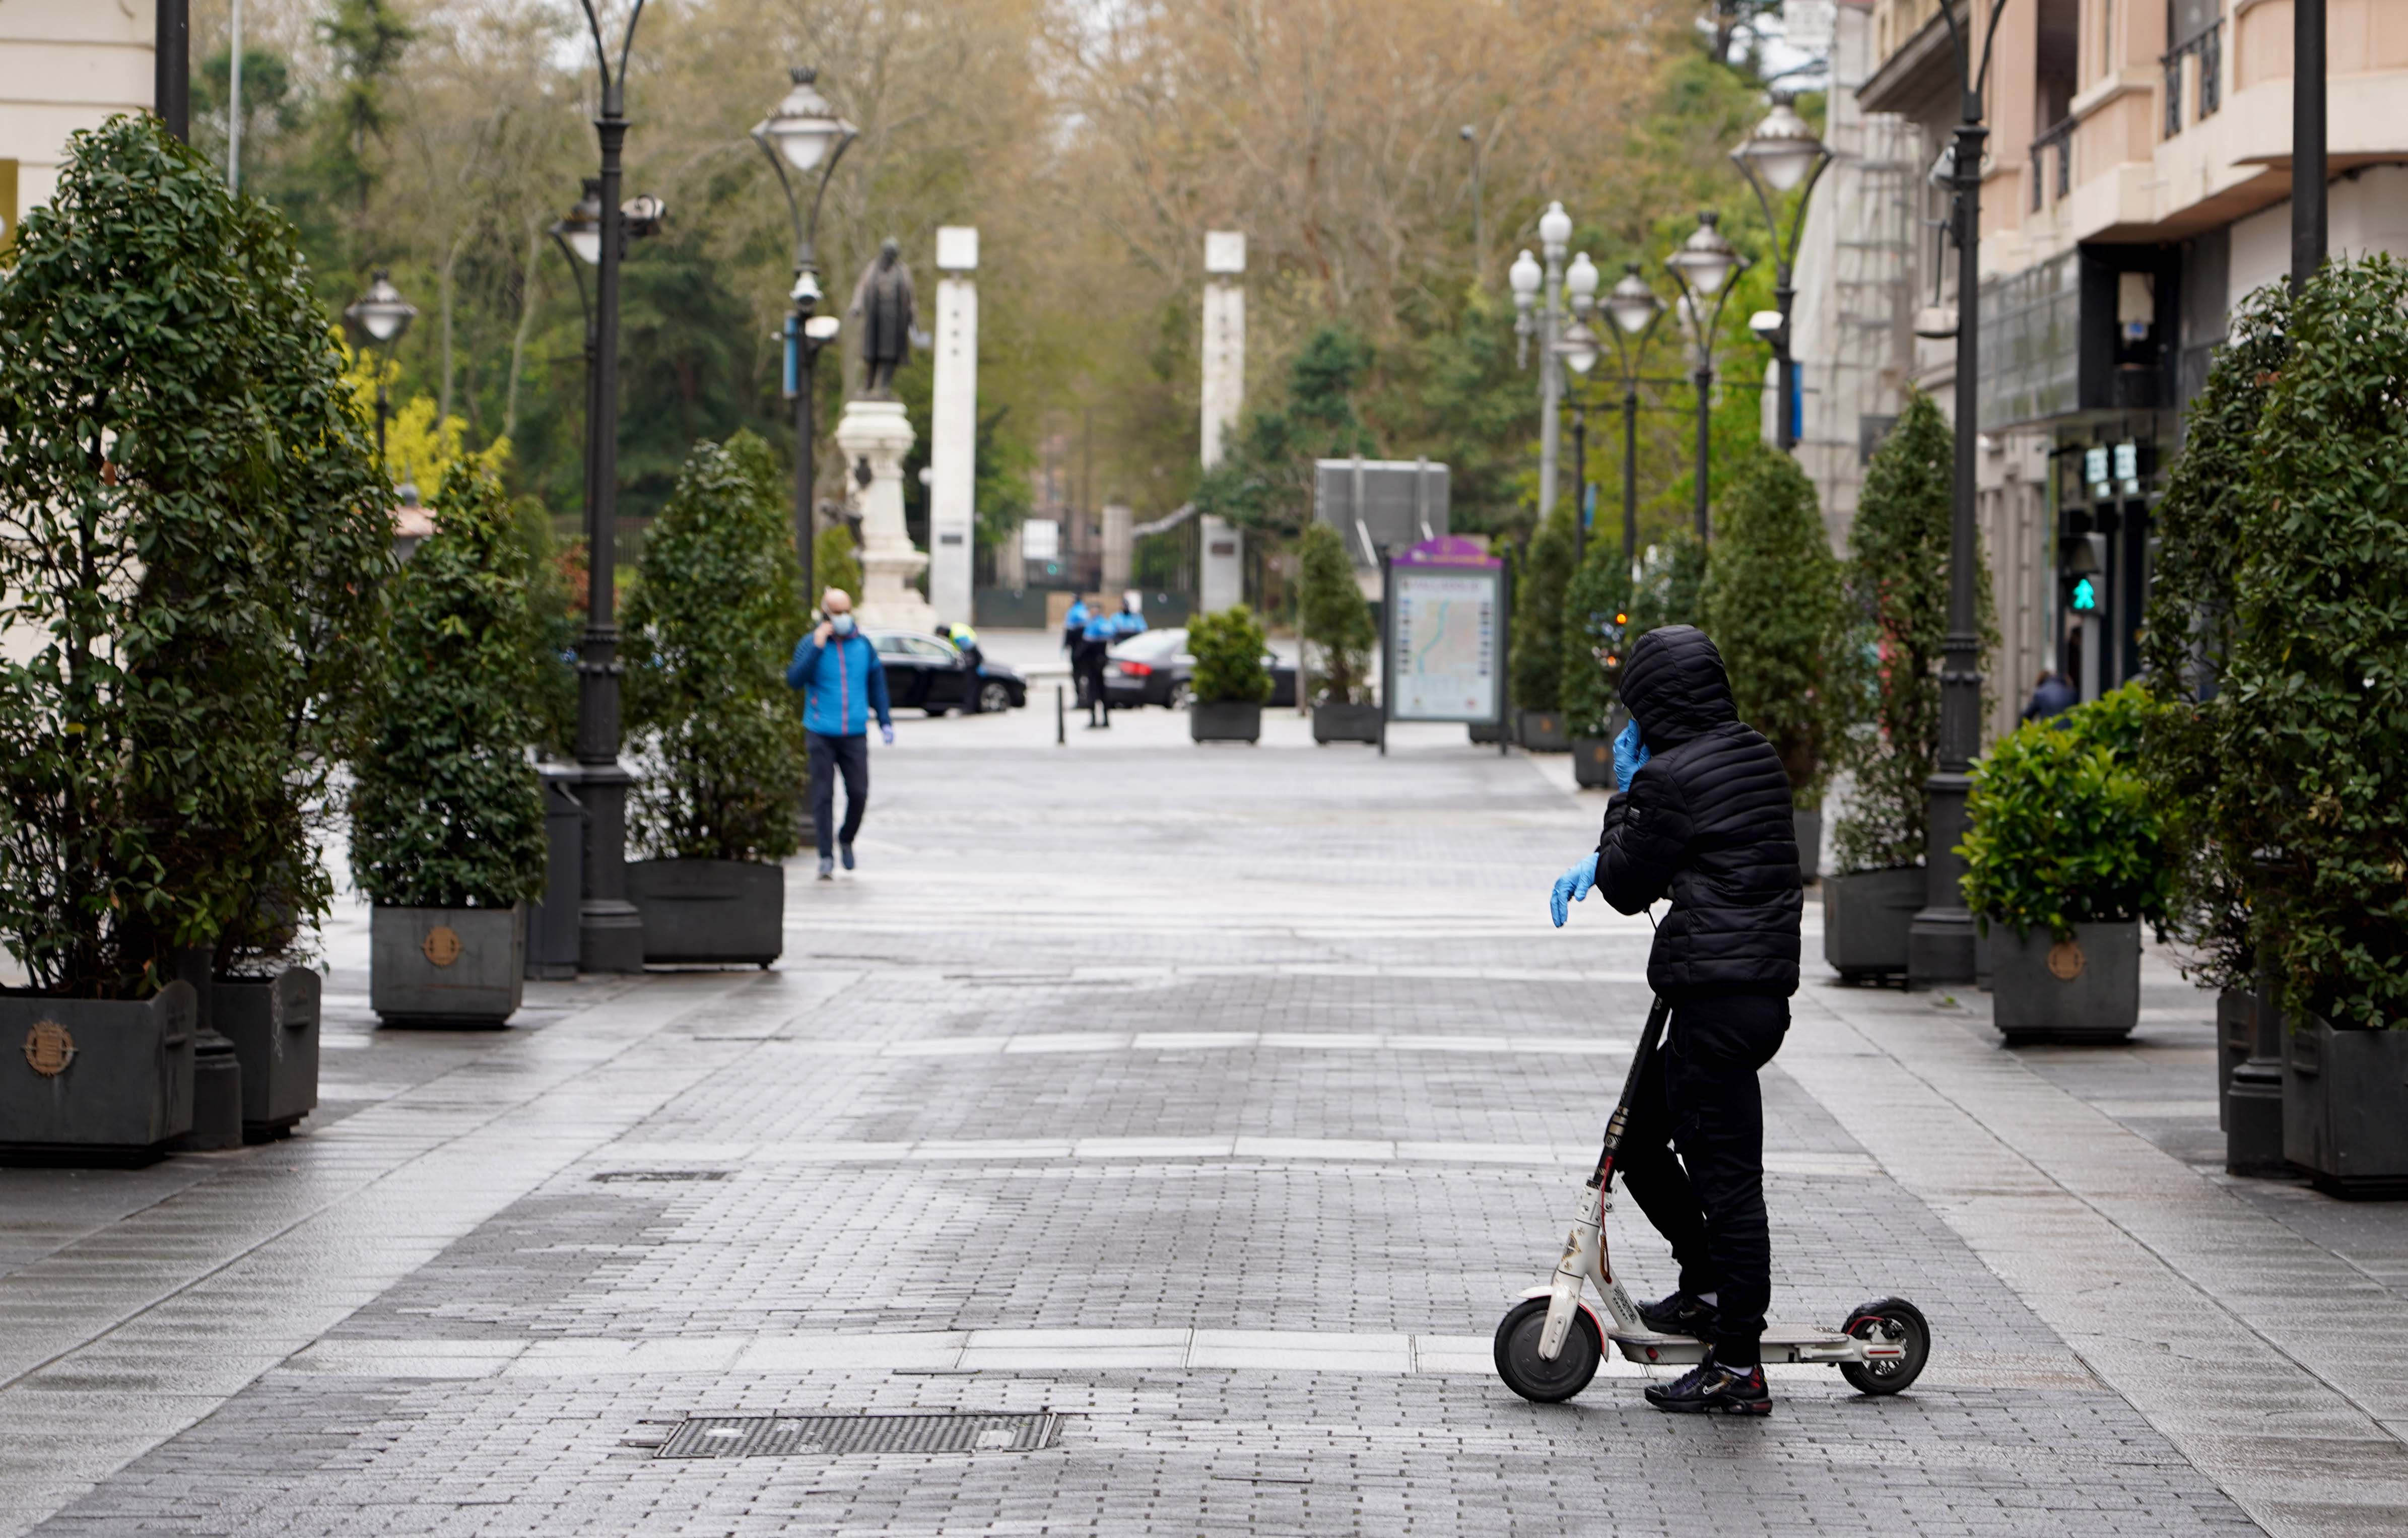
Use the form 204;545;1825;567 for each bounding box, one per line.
1104;627;1297;710
867;630;1027;715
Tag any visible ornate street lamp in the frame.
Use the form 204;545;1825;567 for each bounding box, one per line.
1602;263;1666;567
1661;212;1747;543
343;270;416;461
753;65;859;607
1729;94;1833;453
1554;251;1603;565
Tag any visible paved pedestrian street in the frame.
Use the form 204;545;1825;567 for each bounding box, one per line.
5;702;2405;1537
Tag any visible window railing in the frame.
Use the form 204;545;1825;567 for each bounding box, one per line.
2164;20;2223;137
2031;117;2076;213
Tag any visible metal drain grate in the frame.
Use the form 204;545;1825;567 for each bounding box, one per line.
655;1412;1061;1459
590;1170;732;1184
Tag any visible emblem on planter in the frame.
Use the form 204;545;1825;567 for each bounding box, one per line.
22;1019;75;1077
421;925;464;967
2046;939;2086;981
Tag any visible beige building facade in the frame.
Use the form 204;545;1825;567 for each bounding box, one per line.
1797;1;2407;739
0;0;156;231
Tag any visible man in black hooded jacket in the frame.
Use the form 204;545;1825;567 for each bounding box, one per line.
1549;624;1800;1416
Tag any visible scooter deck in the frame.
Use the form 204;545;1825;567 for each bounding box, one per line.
1608;1321;1857;1367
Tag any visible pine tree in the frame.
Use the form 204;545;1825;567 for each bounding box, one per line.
1704;446;1844;803
1296;521;1375;706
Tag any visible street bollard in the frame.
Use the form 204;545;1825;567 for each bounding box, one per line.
1056;684;1065;746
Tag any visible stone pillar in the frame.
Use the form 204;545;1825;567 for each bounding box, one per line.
835;399;935;631
929;226;979;627
1199;230;1246;615
1101;501;1133;593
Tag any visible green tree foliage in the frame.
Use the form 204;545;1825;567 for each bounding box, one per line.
313;0;415;221
1629;530;1711;645
1510;502;1577;710
0;115;392;996
1188;606;1272;704
1195;327;1377;538
815;523;864;607
1959;685;2173;942
2210;257;2408;1027
614;231;769;522
1296;522;1375;706
350;467;547;910
1560;541;1637;740
515;499;581;761
1704;447;1844;804
624;432;810;864
2138;286;2289;993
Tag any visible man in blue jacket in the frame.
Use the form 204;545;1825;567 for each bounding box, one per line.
785;589;894;880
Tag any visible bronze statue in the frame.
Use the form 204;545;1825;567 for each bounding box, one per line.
848;237;915;398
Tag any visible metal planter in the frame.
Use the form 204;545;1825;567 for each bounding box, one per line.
1468;719;1504;744
1311;703;1381;745
2283;1015;2408;1198
1822;866;1923;983
371;905;526;1027
0;983;198;1166
1793;807;1822;884
1989;920;2139;1043
214;969;319;1142
1572;738;1616;788
1517;710;1569;752
1191;702;1262;744
629;859;785;968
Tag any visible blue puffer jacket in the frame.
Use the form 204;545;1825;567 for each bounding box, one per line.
786;630;893;737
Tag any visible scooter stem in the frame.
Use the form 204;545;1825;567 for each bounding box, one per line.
1536;996;1670;1361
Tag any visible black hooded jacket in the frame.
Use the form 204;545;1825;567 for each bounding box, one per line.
1594;625;1801;998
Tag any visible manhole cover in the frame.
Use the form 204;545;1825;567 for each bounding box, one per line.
590;1170;732;1184
654;1412;1061;1459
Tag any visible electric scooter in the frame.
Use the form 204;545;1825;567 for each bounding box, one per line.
1493;996;1931;1403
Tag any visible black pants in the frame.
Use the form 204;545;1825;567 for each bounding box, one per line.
959;648;985;712
806;730;869;858
1074;644;1107;721
1615;992;1788;1367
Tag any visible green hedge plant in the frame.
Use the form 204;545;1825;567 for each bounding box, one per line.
1509;501;1575;711
1188;605;1272;705
349;468;548;910
2210;256;2408;1028
1703;447;1844;807
624;432;810;864
1296;521;1375;706
0;115;392;996
1958;684;2173;942
814;521;863;606
1560;540;1635;741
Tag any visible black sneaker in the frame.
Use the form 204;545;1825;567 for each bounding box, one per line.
1644;1356;1771;1416
1637;1289;1715;1340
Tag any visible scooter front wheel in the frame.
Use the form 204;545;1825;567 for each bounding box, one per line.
1838;1296;1930;1396
1494;1297;1602;1403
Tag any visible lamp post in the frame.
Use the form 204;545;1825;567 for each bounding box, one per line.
1554;253;1602;566
1730;94;1833;453
1602;263;1666;567
1510;200;1575;526
1906;0;2013;989
344;270;416;462
753;66;858;608
1662;212;1746;543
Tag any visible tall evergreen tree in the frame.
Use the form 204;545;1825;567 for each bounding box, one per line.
1703;446;1843;803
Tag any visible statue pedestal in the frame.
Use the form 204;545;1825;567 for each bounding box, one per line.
833;398;934;633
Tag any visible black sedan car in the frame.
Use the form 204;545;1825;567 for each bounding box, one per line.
867;630;1027;715
1103;627;1297;710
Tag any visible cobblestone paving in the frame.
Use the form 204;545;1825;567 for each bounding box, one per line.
4;705;2395;1534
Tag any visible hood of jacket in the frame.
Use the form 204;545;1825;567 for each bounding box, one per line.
1620;624;1737;748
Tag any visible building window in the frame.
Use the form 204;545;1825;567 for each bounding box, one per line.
2164;1;2223;138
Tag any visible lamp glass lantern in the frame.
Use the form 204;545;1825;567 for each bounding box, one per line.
755;66;856;173
1508;247;1542;311
345;269;417;344
1733;96;1826;193
557;180;604;265
1564;252;1599;316
1666;212;1741;296
1537;199;1572;257
1556;319;1601;376
1607;263;1660;335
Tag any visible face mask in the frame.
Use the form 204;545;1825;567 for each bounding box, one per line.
829;614;856;637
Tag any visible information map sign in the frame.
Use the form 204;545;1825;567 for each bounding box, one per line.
1381;538;1508;751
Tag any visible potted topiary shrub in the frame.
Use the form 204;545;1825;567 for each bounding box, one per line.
1958;685;2171;1044
1188;604;1272;744
622;433;810;966
1826;393;1989;981
2203;258;2408;1194
1560;542;1635;789
1704;448;1844;880
0;117;390;1162
351;467;549;1026
1297;522;1380;744
1509;504;1575;750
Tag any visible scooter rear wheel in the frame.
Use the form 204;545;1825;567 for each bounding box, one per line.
1838;1296;1929;1395
1494;1297;1602;1403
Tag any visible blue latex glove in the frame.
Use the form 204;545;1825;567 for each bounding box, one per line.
1613;719;1651;792
880;723;895;747
1550;853;1599;928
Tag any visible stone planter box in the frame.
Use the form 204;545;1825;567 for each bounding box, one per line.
1989;919;2139;1044
629;859;784;968
1468;719;1504;744
2217;988;2255;1132
2283;1015;2408;1198
215;969;319;1143
1822;866;1923;983
0;983;198;1165
371;905;525;1027
1793;807;1822;884
1517;710;1569;752
1572;737;1616;788
1311;702;1381;745
1191;701;1262;744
